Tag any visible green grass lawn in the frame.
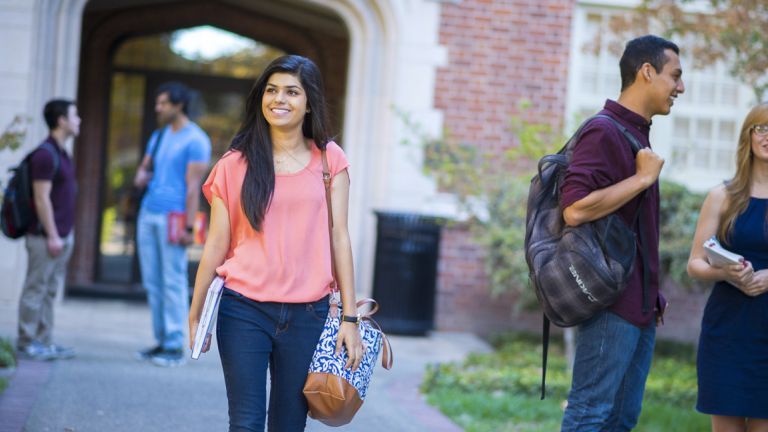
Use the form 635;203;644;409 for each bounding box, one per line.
421;332;710;432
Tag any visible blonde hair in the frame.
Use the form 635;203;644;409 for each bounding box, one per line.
718;103;768;244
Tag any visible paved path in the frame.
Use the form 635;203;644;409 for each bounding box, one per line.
0;298;490;431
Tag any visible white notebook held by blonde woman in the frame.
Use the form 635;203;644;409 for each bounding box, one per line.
703;236;745;268
192;276;225;360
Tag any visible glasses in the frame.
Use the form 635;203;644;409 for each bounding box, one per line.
752;124;768;136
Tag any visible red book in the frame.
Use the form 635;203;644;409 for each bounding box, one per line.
167;211;207;245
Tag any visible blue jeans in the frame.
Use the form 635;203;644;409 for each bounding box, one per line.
561;311;656;432
137;208;188;350
217;288;329;432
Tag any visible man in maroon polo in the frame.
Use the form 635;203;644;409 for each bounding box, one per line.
559;35;685;431
17;99;80;361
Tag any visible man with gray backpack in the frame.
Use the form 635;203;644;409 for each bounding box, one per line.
528;35;684;431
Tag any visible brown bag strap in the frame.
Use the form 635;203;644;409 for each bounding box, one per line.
320;149;339;295
321;149;342;320
321;149;393;370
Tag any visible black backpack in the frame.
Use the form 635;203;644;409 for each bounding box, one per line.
1;143;61;239
524;114;649;398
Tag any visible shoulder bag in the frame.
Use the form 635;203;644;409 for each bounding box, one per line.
302;148;394;427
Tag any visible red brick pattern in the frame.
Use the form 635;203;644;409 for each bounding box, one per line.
435;224;544;336
433;0;574;333
435;0;574;151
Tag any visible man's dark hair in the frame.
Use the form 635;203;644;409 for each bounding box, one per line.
43;99;75;130
156;81;191;114
619;35;680;91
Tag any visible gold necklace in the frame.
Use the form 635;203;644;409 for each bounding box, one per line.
273;142;307;166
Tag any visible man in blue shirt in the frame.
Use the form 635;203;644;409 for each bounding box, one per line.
133;82;211;366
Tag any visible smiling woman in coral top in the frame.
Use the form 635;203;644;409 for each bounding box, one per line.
188;55;362;432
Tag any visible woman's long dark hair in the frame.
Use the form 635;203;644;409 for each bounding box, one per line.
231;55;333;231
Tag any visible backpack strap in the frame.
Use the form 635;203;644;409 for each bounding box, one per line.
145;127;166;172
26;142;62;236
37;141;61;178
541;314;550;399
593;114;651;314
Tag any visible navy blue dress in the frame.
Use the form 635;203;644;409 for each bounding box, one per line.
697;197;768;418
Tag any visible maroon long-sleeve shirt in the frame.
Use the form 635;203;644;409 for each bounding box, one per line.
560;100;664;328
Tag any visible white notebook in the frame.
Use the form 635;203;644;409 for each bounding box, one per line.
191;276;224;360
703;237;744;268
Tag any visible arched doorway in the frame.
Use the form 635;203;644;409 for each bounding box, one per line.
72;0;350;294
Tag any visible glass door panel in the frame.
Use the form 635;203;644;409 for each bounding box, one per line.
97;72;145;284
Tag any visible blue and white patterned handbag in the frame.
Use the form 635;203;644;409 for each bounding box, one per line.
303;149;393;427
303;298;392;426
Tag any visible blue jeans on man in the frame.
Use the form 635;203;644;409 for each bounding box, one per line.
216;288;328;432
137;208;188;353
561;311;656;432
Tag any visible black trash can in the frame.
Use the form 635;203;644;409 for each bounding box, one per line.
371;211;443;336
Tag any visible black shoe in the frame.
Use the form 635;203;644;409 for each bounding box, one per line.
150;348;186;367
134;345;163;361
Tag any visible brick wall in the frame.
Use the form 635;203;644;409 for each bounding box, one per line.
435;224;545;336
434;0;574;148
433;0;575;334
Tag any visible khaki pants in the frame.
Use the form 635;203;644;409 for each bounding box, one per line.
17;233;74;349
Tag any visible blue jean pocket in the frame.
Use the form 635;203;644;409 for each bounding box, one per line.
306;298;330;322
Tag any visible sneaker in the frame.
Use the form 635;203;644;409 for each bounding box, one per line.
134;345;163;361
150;349;186;367
49;344;76;360
18;341;57;361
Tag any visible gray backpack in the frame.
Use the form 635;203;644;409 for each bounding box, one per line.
524;114;649;397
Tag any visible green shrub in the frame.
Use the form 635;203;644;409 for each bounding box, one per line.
0;338;16;369
422;332;707;431
658;181;706;288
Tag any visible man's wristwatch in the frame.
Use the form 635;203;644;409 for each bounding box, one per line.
342;314;360;325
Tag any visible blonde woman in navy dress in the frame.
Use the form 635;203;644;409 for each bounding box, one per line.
687;103;768;432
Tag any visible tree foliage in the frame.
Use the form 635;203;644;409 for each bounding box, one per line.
0;115;29;151
604;0;768;102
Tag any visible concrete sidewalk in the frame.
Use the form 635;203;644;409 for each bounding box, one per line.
0;298;490;431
